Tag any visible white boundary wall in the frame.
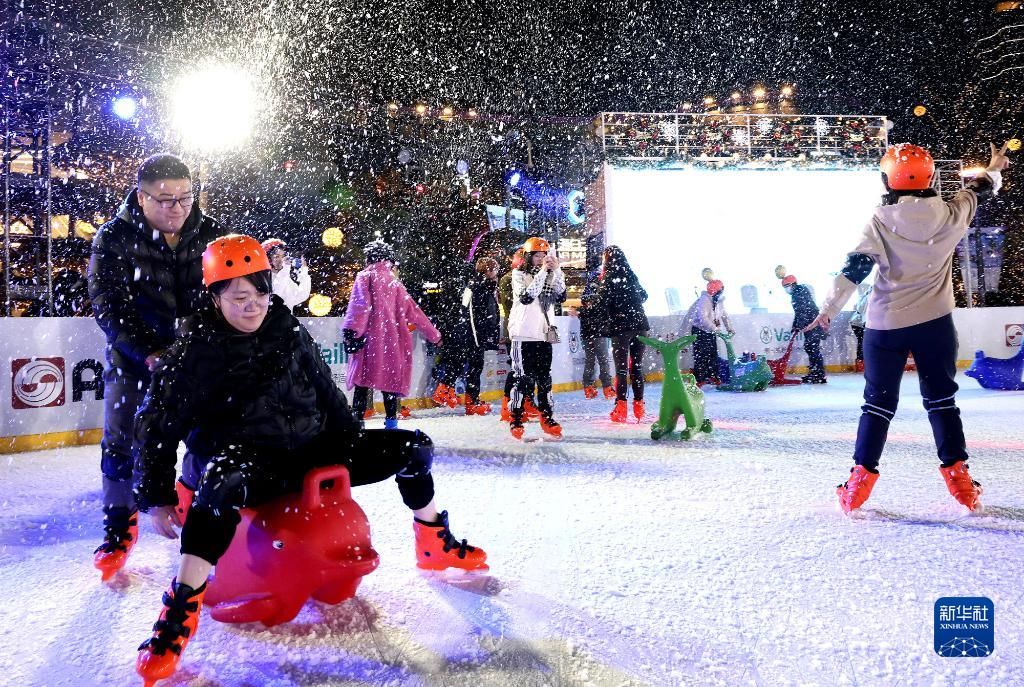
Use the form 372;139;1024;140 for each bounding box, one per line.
3;307;1023;443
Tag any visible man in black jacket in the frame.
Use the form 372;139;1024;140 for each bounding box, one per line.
782;274;827;383
87;153;226;579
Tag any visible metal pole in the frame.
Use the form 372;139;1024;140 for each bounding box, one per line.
3;99;10;316
975;227;987;304
44;68;54;316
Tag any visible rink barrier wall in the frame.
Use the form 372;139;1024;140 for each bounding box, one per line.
3;307;1022;454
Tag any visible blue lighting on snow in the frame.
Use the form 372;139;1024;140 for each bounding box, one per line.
112;96;138;120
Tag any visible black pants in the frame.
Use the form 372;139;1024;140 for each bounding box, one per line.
352;386;399;420
582;335;613;388
610;333;646;401
464;345;486;403
436;341;467;388
803;328;827;380
510;340;553;418
853;314;967;471
852;324;865;362
691;327;719;384
180;428;435;565
100;368;200;511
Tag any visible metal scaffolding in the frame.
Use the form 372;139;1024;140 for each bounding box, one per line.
2;11;54;315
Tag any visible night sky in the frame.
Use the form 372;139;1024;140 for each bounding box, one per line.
51;0;985;122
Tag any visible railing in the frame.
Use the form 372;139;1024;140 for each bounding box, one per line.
598;112;889;164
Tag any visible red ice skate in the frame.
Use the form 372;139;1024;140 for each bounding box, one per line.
136;579;207;687
432;383;459;408
93;507;139;581
413;510;488;571
939;461;983;512
836;465;880;514
464;395;492;415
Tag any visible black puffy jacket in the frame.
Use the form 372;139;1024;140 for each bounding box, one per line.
788;283;820;331
88;190;226;377
132;298;360;510
461;275;500;349
597;270;650;336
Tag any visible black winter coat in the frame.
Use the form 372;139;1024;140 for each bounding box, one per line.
132;298;360;510
597;270;650;336
461;276;500;349
88;191;226;377
788;284;821;332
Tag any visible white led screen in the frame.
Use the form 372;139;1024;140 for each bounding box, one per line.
603;165;883;316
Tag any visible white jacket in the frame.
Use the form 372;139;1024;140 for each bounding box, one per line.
685;292;732;334
271;265;312;311
508;266;566;342
820;171;1000;330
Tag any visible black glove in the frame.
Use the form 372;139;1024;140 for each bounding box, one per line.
343;328;367;354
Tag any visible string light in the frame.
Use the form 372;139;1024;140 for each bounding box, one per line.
307;294;332;317
322;227;344;248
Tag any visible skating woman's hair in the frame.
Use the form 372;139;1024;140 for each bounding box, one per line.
208;270;273;297
475;257;499;274
601;245;636;281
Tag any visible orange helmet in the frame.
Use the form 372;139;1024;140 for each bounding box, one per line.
203;234;272;287
880;143;934;191
261;238;286;254
706;280;724;296
522;236;550;253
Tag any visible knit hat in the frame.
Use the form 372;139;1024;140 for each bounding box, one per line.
364;240;395;264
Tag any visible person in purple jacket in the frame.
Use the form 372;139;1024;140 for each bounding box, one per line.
342;240;442;429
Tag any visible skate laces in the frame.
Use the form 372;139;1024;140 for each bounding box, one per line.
139;589;200;655
434;511;475;559
95;513;136;554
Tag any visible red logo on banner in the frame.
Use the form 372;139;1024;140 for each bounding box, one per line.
1006;324;1023;348
11;357;66;409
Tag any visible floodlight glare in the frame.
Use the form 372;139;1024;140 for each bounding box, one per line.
112;96;139;120
172;65;259;152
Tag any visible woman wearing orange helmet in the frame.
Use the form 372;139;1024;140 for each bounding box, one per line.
131;234;487;686
506;236;567;439
807;142;1010;515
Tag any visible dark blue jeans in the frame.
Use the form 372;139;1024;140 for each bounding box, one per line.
853;314;967;471
102;368;202;509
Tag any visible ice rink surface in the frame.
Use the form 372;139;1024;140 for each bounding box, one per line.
2;373;1022;687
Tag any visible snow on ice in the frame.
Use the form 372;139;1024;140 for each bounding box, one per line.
1;373;1022;686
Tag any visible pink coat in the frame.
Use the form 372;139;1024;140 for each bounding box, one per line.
341;262;441;395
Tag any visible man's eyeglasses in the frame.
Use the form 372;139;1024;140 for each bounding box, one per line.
141;189;194;210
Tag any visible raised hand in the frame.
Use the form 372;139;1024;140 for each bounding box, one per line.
987;141;1011;172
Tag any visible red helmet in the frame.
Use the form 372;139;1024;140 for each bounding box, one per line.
522;236;550;253
706;280;724;296
781;275;797;287
261;238;286;254
203;234;272;287
880;143;934;191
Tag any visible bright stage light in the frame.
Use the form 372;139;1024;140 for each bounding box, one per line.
603;166;882;316
112;96;138;120
171;65;259;152
308;294;332;316
508;171;521;187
